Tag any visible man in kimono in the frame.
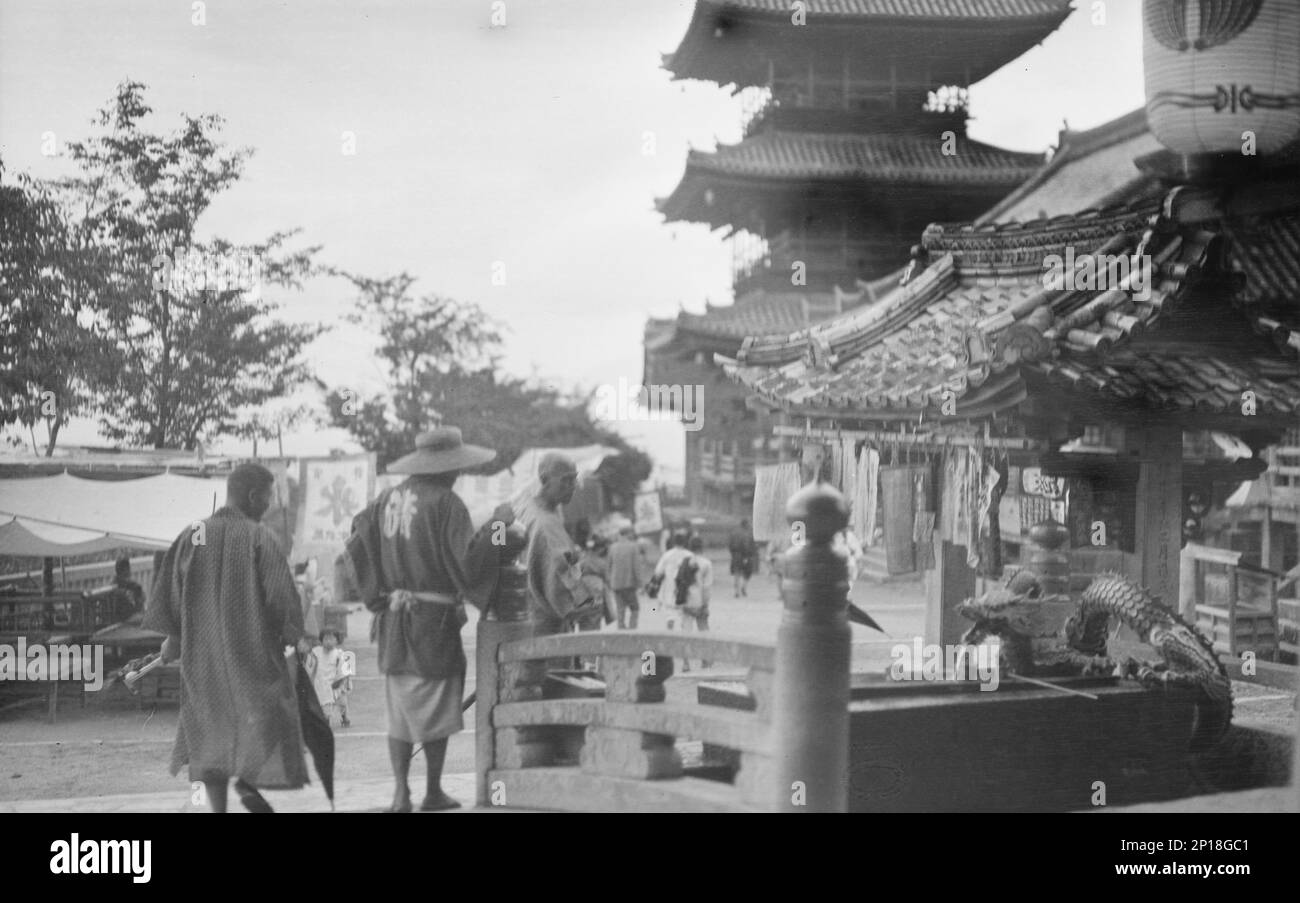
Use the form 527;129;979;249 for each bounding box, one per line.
145;463;313;813
346;427;511;812
524;453;601;635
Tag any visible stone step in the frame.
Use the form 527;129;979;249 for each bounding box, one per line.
486;767;760;812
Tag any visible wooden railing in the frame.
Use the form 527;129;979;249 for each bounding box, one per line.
1183;543;1280;657
476;484;851;812
1267;444;1300;491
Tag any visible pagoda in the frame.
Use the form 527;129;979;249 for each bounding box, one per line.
646;0;1072;515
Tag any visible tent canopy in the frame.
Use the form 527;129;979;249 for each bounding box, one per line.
0;473;224;557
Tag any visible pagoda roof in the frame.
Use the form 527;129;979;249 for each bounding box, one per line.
649;270;905;362
718;189;1300;428
678;292;819;343
659;130;1044;226
664;0;1074;87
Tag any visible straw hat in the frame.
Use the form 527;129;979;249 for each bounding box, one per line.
386;427;496;475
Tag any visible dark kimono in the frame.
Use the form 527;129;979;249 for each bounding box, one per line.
144;507;309;788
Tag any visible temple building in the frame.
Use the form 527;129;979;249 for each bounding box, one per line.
719;0;1300;648
645;0;1072;516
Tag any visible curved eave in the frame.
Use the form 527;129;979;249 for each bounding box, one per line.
659;138;1043;227
720;354;1028;422
663;1;1073;87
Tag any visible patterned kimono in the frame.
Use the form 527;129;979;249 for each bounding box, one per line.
144;507;309;788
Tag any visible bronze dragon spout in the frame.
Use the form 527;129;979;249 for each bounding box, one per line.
958;570;1232;753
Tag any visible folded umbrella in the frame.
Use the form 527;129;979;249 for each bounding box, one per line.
848;602;885;634
294;655;336;810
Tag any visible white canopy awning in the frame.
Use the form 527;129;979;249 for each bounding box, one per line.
0;473;224;557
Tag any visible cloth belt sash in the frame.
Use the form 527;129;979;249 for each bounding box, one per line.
374;589;468;678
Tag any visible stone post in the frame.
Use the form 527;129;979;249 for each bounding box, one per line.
770;480;851;812
476;522;533;808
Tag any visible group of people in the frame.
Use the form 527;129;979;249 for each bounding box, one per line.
143;426;708;814
581;525;718;639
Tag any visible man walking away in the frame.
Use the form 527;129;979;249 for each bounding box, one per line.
145;463;314;813
608;526;644;629
728;519;757;598
651;531;693;630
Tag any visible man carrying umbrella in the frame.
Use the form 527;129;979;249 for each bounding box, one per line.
345;427;512;812
145;463;314;813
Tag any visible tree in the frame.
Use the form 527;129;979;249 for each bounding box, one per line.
325;270;651;506
0;158;111;455
54;81;324;449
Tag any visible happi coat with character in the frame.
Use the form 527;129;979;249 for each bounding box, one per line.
143;507;310;789
345;477;500;679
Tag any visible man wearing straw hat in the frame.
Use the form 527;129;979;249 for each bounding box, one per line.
345;427;513;812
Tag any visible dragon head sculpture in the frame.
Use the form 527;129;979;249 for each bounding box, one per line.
956;568;1050;644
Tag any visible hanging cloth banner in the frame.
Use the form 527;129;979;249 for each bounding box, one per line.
633;490;663;535
879;466;917;576
853;447;880;547
978;455;1009;578
751;462;802;543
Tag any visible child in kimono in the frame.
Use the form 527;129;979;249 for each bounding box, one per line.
308;629;353;727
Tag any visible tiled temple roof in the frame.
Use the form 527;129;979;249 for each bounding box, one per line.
659;270;908;354
659;131;1044;225
719;189;1300;423
664;0;1073;86
979;109;1165;225
676;0;1073;18
677;293;819;342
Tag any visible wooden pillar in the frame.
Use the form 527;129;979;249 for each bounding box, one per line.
1261;504;1273;571
771;481;851;811
1179;545;1198;621
1133;426;1184;608
1263;447;1276;570
476;523;532;808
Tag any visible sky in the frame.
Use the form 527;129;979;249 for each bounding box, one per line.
0;0;1146;481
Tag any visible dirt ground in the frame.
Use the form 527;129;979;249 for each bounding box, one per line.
2;555;1292;804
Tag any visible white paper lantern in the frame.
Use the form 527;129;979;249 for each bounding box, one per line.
1144;0;1300;155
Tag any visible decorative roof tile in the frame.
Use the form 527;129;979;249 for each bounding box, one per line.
720;190;1300;423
